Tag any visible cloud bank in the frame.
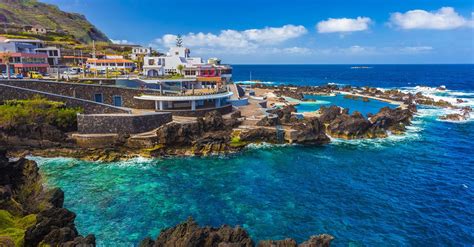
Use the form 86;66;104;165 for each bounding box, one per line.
317;17;372;33
390;7;473;30
155;25;308;52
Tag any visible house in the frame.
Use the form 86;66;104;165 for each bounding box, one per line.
130;46;151;60
86;55;136;73
29;25;47;34
0;37;48;75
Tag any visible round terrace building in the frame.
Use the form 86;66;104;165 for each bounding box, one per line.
134;90;233;117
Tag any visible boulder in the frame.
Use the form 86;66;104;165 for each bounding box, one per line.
203;111;225;131
24;207;78;247
151;217;254;247
288;118;330;144
318;106;343;124
326;111;372;139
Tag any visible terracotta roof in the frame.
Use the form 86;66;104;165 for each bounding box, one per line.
86;58;134;63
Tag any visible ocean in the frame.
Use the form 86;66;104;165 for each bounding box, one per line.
35;65;474;246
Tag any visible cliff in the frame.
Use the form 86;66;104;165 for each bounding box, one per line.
0;0;109;43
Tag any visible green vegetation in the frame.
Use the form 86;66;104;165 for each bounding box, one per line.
0;0;109;43
0;95;82;131
230;133;248;148
0;210;37;247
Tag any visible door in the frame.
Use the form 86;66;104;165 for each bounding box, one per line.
113;95;122;107
94;93;103;103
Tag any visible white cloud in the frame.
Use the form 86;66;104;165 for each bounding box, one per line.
317;17;372;33
111;39;129;44
399;46;433;53
154;25;308;52
189;46;313;56
313;45;434;56
390;7;473;30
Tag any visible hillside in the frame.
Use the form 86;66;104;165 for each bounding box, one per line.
0;0;109;43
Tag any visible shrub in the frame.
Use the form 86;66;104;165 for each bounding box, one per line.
0;95;83;131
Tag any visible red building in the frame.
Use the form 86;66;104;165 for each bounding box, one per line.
0;52;49;75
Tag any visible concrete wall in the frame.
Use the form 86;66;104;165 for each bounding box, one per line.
0;83;130;114
77;112;172;134
0;79;157;109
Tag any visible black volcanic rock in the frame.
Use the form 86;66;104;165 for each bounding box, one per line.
147;218;254;247
0;151;95;246
141;218;334;247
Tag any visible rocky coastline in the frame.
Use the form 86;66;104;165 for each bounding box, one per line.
2;83;467;162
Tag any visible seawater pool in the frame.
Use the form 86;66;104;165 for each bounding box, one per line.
295;94;397;116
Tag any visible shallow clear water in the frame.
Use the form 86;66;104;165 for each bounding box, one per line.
35;65;474;246
296;94;396;116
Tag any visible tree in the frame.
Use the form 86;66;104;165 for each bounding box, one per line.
1;52;12;79
176;35;183;47
176;64;184;75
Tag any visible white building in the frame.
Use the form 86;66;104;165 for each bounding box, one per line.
35;47;61;66
130;46;151;60
143;46;232;83
143;47;202;76
86;55;136;72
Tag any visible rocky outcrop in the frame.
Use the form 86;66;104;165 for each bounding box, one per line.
24;208;95;247
287;118;330;144
0;149;95;246
257;106;297;127
439;107;472;121
139;218;253;247
139;218;333;247
318;105;414;139
369;107;413;135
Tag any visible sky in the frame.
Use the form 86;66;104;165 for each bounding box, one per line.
43;0;474;64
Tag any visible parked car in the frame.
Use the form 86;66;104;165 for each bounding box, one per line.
28;71;43;79
1;73;7;79
108;70;123;77
14;73;24;79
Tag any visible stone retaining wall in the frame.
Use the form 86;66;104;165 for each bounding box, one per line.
0;79;157;109
77;112;172;134
0;83;130;114
157;104;233;117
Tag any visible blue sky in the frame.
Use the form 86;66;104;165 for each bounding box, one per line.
43;0;474;64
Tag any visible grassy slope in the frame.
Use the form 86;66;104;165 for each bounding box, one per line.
0;0;109;43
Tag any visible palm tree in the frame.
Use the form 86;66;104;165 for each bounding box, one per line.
176;64;184;75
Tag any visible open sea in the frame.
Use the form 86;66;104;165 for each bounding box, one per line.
35;65;474;246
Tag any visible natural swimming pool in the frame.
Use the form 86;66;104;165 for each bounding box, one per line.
295;94;397;116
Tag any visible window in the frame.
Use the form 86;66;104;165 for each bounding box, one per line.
94;93;103;103
113;95;122;107
149;59;155;65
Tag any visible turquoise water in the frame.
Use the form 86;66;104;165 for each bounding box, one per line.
35;108;474;246
296;94;396;116
35;65;474;246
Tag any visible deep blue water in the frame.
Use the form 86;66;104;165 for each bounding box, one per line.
35;65;474;246
233;64;474;91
